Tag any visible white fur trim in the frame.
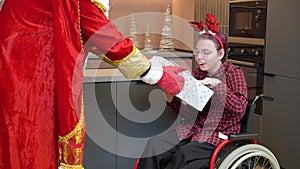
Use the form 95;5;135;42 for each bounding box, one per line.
198;30;206;35
141;57;164;85
208;30;216;36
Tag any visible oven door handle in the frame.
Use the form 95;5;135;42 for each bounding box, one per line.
226;59;260;68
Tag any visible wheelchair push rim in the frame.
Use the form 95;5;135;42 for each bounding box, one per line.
217;144;280;169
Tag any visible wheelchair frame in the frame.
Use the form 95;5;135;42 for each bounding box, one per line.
133;94;281;169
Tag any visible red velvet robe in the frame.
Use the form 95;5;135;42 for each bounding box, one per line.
0;0;149;168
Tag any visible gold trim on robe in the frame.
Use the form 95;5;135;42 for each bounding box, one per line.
90;0;107;13
59;163;85;169
57;1;85;168
58;101;85;169
99;46;151;79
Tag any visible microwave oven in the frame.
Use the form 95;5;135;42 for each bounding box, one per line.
229;0;267;41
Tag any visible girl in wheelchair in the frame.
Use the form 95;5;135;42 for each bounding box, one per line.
136;14;249;169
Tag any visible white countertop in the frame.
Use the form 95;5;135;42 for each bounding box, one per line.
84;68;139;83
84;50;193;83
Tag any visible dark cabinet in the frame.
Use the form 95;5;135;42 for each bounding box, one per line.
262;75;300;169
83;81;177;169
262;0;300;168
83;82;117;169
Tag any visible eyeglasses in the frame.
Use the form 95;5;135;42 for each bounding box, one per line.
193;49;217;58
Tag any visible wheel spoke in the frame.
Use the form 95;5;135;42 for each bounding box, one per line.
217;144;280;169
261;157;272;169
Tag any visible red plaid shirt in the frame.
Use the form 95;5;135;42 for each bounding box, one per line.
168;61;248;146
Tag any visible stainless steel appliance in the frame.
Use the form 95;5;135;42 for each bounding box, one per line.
228;0;267;46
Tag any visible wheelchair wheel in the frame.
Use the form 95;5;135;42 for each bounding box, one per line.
217;144;280;169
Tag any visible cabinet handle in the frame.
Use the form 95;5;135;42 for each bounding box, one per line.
263;73;275;77
134;80;148;85
226;59;260;68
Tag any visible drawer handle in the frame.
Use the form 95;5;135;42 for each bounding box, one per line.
226;59;259;67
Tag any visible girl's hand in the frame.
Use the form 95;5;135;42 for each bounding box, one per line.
199;77;221;88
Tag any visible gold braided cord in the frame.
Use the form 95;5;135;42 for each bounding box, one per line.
90;0;107;13
78;0;84;44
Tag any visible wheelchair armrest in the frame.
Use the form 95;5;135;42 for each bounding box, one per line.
228;133;260;141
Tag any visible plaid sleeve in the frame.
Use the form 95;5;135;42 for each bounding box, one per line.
214;66;248;116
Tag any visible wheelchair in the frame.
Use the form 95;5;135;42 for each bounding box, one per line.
133;94;281;169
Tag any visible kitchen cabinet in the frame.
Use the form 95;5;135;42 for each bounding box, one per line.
83;81;178;169
263;76;300;169
262;0;300;168
81;1;231;168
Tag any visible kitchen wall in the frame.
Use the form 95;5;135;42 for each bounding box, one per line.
171;0;195;51
195;0;229;36
108;0;169;49
108;0;229;51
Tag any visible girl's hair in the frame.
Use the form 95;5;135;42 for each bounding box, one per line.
198;32;228;58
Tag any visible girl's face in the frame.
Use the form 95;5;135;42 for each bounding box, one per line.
194;39;224;74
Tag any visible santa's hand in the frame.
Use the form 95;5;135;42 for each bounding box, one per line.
157;66;186;95
141;58;186;95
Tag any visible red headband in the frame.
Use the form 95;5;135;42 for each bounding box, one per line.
189;14;224;49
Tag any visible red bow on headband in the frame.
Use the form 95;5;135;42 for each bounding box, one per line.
189;14;220;34
189;14;224;49
189;21;204;32
205;14;220;33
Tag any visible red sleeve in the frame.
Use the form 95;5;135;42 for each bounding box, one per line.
79;0;133;61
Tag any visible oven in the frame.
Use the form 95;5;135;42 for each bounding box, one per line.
227;0;267;135
229;0;267;39
226;43;265;137
228;0;267;46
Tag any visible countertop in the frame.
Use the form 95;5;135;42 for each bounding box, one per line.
84;50;193;83
84;68;139;83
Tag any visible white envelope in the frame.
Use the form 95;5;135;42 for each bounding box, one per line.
151;56;214;111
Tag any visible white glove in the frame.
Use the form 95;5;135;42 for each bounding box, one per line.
141;56;164;85
141;56;186;95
